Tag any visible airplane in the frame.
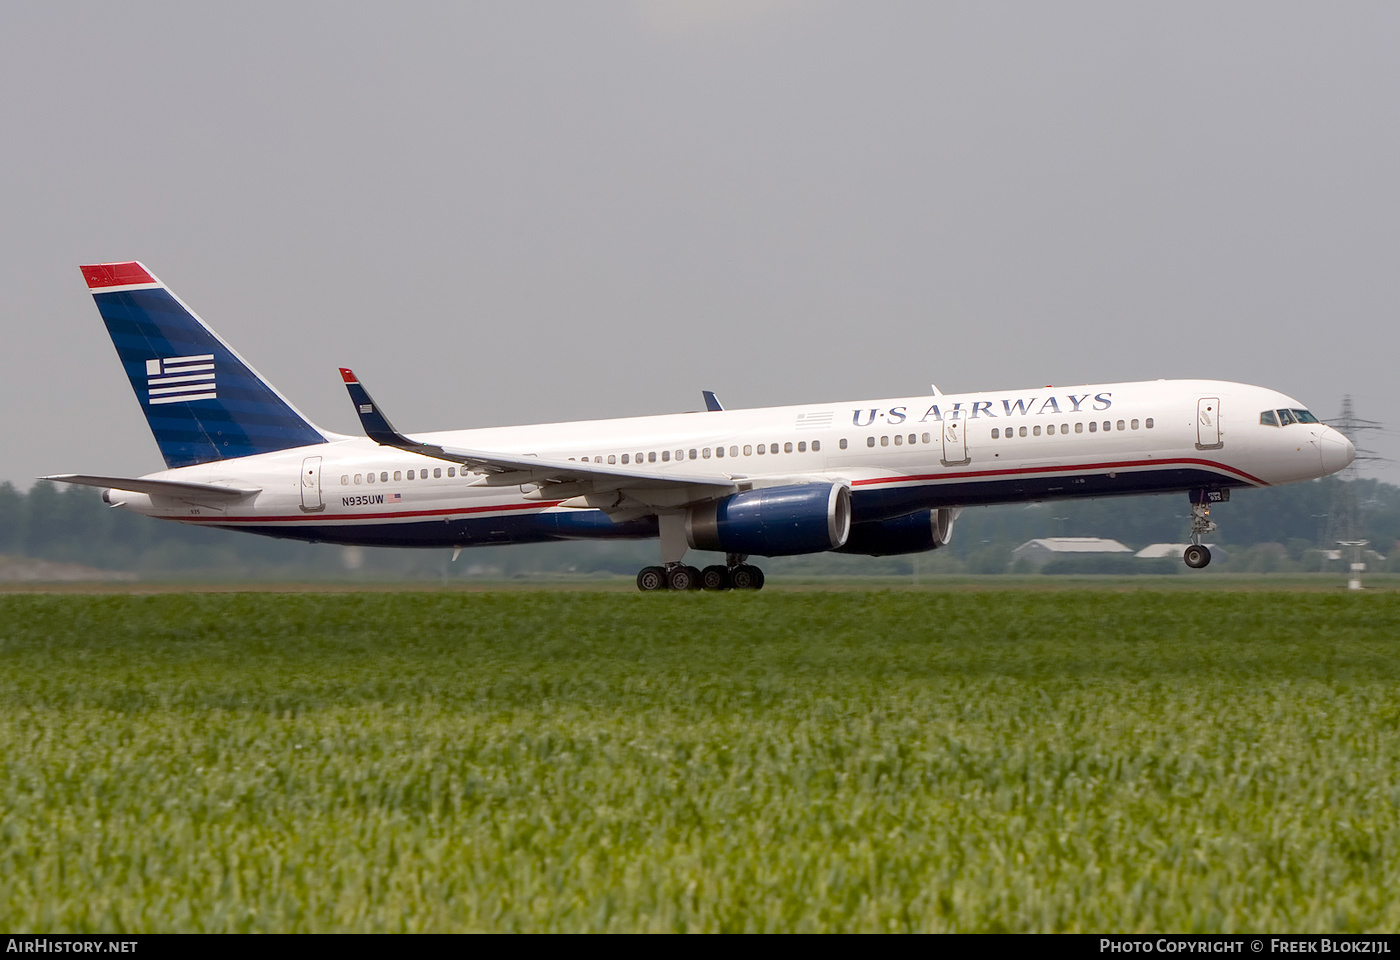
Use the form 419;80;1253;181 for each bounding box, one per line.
46;261;1356;590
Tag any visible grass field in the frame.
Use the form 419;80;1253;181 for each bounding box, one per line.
2;588;1399;932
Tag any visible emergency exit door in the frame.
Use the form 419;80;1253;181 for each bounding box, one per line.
300;456;325;512
1197;398;1221;448
941;418;969;465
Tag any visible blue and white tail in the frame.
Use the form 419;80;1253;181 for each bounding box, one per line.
81;262;327;469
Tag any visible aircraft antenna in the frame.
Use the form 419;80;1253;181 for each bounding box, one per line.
1324;395;1384;590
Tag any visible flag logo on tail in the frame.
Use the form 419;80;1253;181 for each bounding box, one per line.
146;355;216;405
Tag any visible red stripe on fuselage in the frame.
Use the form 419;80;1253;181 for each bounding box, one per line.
849;457;1267;488
174;459;1261;525
178;500;565;524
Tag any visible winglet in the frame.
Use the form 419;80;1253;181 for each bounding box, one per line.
339;368;410;446
702;390;723;412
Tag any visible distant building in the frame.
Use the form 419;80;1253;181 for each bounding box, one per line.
1012;537;1133;568
1135;543;1226;562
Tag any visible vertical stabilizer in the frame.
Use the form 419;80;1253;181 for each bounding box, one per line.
81;262;327;468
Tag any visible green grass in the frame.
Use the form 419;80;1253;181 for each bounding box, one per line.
2;590;1399;932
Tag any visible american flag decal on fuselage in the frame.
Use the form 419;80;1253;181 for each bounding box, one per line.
146;355;216;405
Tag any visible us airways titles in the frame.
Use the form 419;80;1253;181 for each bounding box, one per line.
852;392;1114;427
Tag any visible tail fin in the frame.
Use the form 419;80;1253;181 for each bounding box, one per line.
81;262;327;469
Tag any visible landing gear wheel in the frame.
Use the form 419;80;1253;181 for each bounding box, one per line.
701;565;731;591
667;565;700;591
637;566;667;591
1183;544;1212;569
730;564;765;590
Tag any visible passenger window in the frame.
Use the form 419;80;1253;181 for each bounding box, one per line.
1089;422;1097;433
636;452;643;463
1019;427;1027;438
341;475;349;485
354;473;363;484
714;447;723;459
812;440;821;451
409;469;417;479
880;436;890;447
1046;425;1054;436
921;433;930;444
743;445;753;456
1131;419;1139;430
649;452;657;463
1075;423;1083;434
1033;426;1041;436
1116;420;1125;432
769;444;778;454
757;445;765;455
992;428;1000;439
607;455;616;464
867;437;875;448
433;468;442;479
447;467;456;477
676;450;684;461
1145;418;1154;429
839;439;848;449
703;448;711;458
893;435;903;446
689;449;698;460
621;454;629;464
662;450;670;461
393;471;402;481
367;472;376;483
1103;422;1111;432
797;441;806;452
730;446;739;457
784;442;793;453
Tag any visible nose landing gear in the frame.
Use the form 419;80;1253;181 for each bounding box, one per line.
1183;489;1227;568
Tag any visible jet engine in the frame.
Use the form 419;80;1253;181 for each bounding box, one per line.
686;483;851;557
835;507;958;556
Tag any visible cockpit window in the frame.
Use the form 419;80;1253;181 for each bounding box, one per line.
1277;409;1298;426
1291;409;1320;424
1260;410;1279;427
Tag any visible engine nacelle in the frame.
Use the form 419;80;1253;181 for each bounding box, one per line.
835;507;957;557
686;483;851;557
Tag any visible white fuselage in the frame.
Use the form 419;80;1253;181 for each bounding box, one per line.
105;378;1354;551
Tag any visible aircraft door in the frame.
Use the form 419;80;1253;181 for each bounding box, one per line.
941;417;969;465
1197;398;1222;449
300;456;325;512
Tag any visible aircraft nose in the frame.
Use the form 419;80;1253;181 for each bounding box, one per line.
1320;429;1355;476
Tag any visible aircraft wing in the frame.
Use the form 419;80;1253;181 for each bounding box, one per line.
41;474;261;501
338;369;738;500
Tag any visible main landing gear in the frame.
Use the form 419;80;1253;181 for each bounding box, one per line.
1183;489;1226;569
635;554;765;592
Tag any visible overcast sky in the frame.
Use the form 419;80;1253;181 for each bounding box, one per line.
4;1;1398;492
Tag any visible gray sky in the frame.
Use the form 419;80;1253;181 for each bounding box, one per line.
4;1;1398;490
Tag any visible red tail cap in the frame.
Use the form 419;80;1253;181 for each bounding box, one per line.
80;262;155;289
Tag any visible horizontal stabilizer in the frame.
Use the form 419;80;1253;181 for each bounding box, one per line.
41;474;261;501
